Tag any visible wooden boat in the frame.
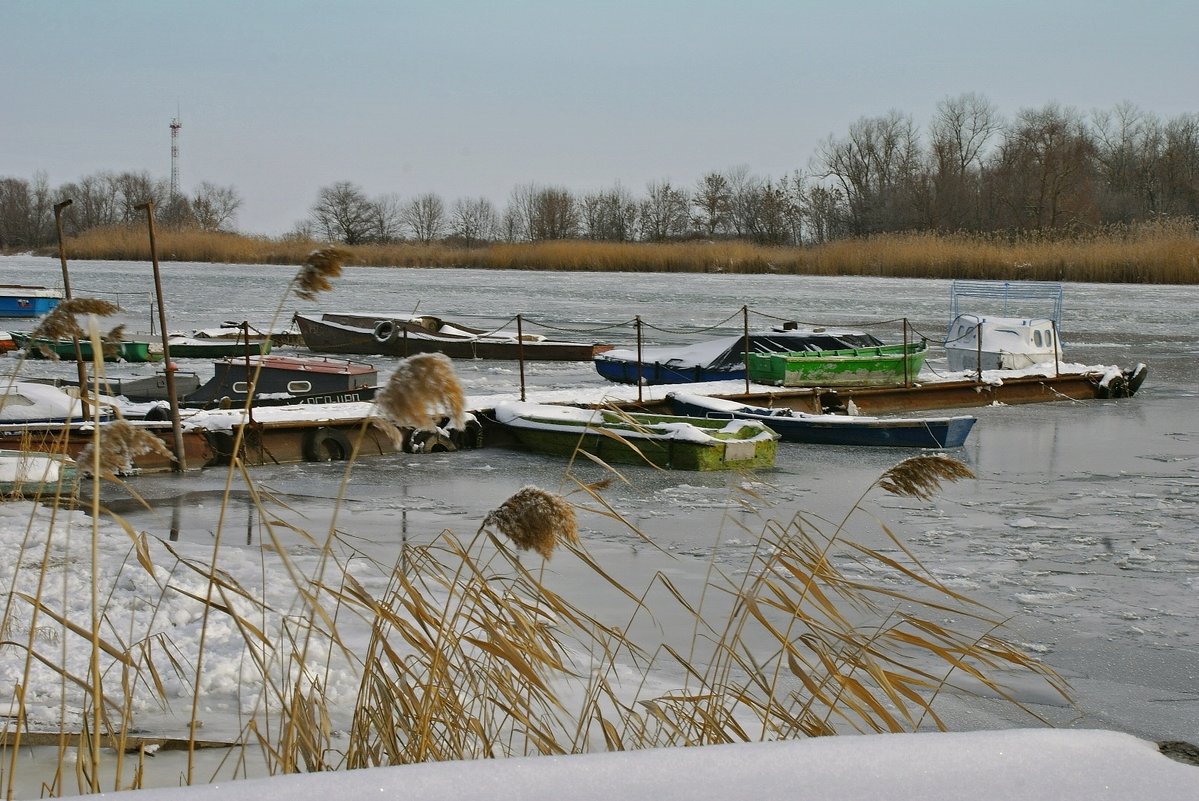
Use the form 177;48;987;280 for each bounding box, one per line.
493;400;779;470
0;451;77;496
943;280;1065;372
175;354;378;410
745;341;927;387
159;335;273;359
667;392;977;448
594;327;887;385
0;330;15;353
12;332;157;363
294;312;611;361
0;284;61;318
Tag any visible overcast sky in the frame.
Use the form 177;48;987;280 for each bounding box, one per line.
4;0;1195;235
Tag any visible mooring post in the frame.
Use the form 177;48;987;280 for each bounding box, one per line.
53;198;92;418
743;305;750;394
137;200;188;471
1052;320;1060;377
903;319;910;387
517;314;527;401
635;316;644;404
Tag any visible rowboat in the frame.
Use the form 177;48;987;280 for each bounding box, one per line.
160;335;273;359
667;392;977;448
294;312;611;361
11;333;157;363
745;341;927;387
0;285;61;318
594;327;887;385
1;381;112;424
493;401;779;470
0;451;77;497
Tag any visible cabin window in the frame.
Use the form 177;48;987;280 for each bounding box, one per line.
232;381;248;393
1033;330;1043;347
287;380;312;393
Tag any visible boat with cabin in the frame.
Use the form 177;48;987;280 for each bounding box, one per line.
943;280;1064;372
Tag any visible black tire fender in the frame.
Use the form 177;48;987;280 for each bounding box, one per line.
406;428;458;454
144;404;171;422
302;426;352;461
373;320;396;344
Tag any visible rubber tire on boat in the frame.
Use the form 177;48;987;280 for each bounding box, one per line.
1100;374;1128;399
406;429;458;454
302;426;352;461
373;320;396;344
144;404;170;422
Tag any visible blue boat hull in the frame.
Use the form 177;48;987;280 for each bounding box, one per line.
668;395;976;448
0;295;59;318
593;358;743;385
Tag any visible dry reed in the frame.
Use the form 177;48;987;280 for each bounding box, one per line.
41;219;1199;284
74;419;177;476
480;486;579;560
293;247;351;300
375;353;465;430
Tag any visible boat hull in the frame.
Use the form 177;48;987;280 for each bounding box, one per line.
13;334;155;363
0;451;77;496
495;403;778;470
592;357;742;385
746;342;927;387
0;286;61;318
667;393;976;448
295;312;605;361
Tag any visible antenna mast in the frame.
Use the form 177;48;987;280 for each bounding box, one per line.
169;116;182;198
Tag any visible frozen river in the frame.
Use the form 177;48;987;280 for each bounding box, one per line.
2;254;1198;745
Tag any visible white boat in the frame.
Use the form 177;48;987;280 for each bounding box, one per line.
0;382;100;424
943;280;1064;372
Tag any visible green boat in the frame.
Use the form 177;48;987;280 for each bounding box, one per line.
493;401;778;471
12;333;158;363
746;341;927;387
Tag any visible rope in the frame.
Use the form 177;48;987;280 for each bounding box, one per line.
747;308;911;329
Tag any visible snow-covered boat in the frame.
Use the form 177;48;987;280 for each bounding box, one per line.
667;392;976;448
943;280;1064;372
0;451;77;496
0;381;111;424
493;400;779;470
594;327;887;385
0;284;61;318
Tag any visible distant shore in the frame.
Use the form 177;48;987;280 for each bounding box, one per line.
20;222;1199;284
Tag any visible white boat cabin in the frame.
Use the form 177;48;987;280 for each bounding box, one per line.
945;313;1060;372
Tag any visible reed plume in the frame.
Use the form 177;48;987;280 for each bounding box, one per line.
877;454;975;500
294;247;351;300
481;486;579;559
75;419;177;475
375;352;465;430
26;298;120;358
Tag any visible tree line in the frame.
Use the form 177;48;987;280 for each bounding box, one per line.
3;95;1197;250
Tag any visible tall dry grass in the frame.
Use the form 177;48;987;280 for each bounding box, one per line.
44;218;1199;284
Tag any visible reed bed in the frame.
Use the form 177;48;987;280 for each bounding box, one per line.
44;219;1199;284
0;255;1073;797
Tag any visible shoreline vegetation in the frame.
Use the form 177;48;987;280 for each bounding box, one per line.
19;219;1199;284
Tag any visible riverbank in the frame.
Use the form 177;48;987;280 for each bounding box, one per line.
20;220;1199;283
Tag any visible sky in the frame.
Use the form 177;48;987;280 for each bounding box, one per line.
3;0;1197;236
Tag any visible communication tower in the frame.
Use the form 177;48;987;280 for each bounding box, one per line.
169;117;182;197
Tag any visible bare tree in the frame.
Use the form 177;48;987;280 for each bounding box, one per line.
309;181;375;244
114;171;166;223
400;192;446;244
503;183;539;241
366;193;404;242
529;187;579;240
692;172;732;237
639;180;690;241
450;197;498;247
929;93;1001;229
579;185;638;241
191;182;243;231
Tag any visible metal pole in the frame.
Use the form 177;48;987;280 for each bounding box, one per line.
902;319;910;387
53;199;91;418
516;314;527;402
1052;320;1060;377
136;200;187;471
743;305;750;395
635;316;643;404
